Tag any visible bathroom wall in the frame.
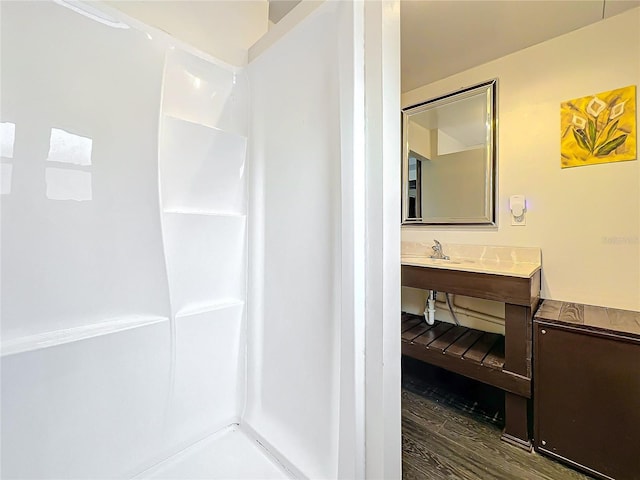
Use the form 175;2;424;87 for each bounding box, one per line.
407;122;487;219
1;2;248;477
421;148;486;219
107;0;268;66
402;7;640;312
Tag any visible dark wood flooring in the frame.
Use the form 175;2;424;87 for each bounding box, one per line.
402;358;592;480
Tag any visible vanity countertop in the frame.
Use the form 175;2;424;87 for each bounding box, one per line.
401;242;541;279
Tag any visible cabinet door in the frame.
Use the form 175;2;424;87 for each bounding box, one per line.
534;325;640;480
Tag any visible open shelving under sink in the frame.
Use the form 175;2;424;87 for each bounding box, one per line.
402;313;508;388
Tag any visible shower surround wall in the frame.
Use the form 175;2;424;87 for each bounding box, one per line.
246;3;401;477
1;2;248;477
246;8;342;477
1;1;402;478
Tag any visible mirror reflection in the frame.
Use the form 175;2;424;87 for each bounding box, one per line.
402;80;497;225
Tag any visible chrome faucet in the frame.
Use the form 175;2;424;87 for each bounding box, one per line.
430;239;449;260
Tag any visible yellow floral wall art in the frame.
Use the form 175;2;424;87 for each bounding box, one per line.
561;85;636;168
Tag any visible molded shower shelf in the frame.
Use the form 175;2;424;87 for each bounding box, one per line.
162;114;247;139
175;299;244;319
169;307;243;449
163;209;246;218
159;115;247;215
162;213;246;313
161;48;247;136
1;315;169;356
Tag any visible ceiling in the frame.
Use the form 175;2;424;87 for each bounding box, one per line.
269;1;639;92
401;0;640;92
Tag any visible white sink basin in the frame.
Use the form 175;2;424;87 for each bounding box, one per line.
402;256;464;265
401;243;541;278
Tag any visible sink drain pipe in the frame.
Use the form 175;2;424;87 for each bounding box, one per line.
424;290;461;326
424;290;437;325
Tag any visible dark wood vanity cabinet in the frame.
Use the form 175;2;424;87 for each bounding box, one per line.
534;301;640;480
402;264;541;449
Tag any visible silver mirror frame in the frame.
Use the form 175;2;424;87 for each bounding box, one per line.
401;79;497;226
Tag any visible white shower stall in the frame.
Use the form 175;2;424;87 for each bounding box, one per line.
0;1;401;479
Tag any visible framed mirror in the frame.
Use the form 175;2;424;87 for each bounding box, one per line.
402;79;497;225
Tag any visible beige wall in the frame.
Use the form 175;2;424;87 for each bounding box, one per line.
407;121;432;159
421;147;486;219
107;1;268;66
402;7;640;312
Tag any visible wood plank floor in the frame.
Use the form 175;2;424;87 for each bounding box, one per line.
402;359;592;480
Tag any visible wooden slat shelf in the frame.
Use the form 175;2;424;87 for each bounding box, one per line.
401;313;530;398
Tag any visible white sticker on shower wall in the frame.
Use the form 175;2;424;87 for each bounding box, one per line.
1;122;16;158
46;128;93;166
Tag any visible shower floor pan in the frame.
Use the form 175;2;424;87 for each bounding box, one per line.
137;426;291;479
